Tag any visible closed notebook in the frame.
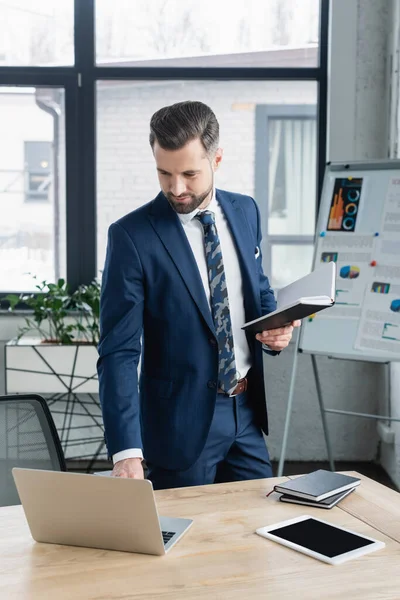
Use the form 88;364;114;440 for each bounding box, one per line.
279;487;355;509
242;261;336;333
274;470;361;502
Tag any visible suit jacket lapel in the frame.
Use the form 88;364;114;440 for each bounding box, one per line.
216;190;260;319
148;192;216;334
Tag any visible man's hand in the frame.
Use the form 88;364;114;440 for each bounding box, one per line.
255;320;301;351
111;457;144;479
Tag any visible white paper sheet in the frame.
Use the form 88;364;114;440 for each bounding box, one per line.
313;234;376;319
376;177;400;265
354;264;400;355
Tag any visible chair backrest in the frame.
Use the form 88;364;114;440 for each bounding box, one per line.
0;394;66;506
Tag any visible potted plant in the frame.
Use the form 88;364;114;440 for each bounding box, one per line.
3;276;104;465
4;276;101;395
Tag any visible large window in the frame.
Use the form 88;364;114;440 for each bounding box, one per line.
0;0;328;297
24;141;52;203
96;80;317;276
0;87;66;292
0;0;74;66
256;104;317;288
96;0;320;67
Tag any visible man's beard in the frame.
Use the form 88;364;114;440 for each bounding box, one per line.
166;181;213;214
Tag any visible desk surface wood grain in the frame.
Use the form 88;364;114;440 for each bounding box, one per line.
335;471;400;543
0;473;399;600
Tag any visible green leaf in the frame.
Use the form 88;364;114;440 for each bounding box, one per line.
60;332;74;344
9;273;101;344
5;294;20;310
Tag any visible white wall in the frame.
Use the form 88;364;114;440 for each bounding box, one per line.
382;0;400;488
328;0;390;162
381;364;400;486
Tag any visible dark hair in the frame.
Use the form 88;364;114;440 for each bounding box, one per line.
149;101;219;155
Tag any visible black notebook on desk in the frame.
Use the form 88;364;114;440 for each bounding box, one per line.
279;487;355;509
274;470;361;502
242;261;336;334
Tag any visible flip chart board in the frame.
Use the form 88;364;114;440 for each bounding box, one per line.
299;160;400;362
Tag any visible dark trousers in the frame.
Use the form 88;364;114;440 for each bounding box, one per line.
147;391;272;490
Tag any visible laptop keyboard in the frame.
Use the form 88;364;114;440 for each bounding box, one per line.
162;531;176;545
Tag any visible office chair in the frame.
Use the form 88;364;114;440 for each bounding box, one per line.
0;394;66;506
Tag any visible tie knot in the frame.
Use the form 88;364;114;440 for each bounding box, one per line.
196;210;215;227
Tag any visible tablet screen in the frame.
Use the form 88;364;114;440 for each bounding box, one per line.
269;518;374;558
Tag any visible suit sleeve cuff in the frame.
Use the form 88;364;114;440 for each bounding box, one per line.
262;343;280;356
112;448;144;464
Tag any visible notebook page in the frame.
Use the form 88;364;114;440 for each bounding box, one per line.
277;262;335;309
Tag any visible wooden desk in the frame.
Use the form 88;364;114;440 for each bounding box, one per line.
337;472;400;543
0;473;399;600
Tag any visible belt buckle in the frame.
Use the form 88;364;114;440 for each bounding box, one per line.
229;377;246;397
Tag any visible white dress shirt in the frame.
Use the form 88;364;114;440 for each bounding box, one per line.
113;191;252;464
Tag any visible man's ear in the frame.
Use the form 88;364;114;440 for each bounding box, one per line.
213;147;223;171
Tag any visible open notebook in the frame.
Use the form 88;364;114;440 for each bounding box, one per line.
242;261;336;334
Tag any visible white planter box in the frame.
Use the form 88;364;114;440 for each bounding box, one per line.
4;338;105;464
5;337;99;394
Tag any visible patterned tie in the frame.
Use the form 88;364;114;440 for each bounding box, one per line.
195;210;238;395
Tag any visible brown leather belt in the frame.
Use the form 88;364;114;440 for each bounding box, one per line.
218;377;248;397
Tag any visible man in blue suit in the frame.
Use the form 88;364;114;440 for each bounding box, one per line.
98;101;299;489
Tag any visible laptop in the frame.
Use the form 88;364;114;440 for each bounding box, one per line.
12;468;193;556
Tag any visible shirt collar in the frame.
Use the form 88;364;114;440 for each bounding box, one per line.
177;189;216;225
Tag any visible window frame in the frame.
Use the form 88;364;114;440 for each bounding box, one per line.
0;0;329;300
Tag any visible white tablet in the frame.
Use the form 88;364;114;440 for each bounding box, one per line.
256;515;385;565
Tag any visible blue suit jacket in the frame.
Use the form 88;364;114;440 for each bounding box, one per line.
97;189;277;471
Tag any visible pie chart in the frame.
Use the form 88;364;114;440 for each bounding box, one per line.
340;265;360;279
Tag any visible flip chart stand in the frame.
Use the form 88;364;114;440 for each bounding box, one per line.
277;339;398;477
277;160;400;476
